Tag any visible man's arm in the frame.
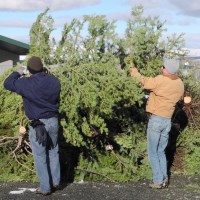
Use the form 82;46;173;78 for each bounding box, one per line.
4;66;27;93
4;72;21;92
130;67;158;90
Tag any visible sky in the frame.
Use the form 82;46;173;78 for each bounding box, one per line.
0;0;200;50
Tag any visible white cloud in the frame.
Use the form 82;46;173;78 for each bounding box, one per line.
0;0;101;11
0;0;45;11
183;33;200;48
169;0;200;17
0;19;32;28
178;18;199;26
107;12;131;21
124;0;163;9
170;0;200;10
124;0;200;19
47;0;101;11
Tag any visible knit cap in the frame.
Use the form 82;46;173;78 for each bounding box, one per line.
164;58;180;74
27;56;43;74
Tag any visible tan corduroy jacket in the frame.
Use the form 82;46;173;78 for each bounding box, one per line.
131;68;184;118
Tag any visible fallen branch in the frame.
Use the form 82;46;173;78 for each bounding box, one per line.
0;127;34;174
76;167;117;183
0;136;18;142
12;152;35;173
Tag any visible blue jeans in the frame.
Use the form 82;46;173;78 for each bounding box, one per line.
147;114;171;184
29;117;60;193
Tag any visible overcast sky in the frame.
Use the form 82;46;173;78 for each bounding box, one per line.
0;0;200;49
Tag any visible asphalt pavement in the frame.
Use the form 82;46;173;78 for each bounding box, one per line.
0;175;200;200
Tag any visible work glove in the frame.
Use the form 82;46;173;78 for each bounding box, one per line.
30;119;53;149
17;66;28;76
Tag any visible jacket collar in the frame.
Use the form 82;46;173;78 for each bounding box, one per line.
163;74;179;80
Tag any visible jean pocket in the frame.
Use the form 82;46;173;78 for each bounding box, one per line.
148;117;162;131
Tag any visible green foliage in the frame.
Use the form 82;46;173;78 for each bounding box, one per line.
0;142;36;182
53;18;84;66
54;15;120;67
125;5;185;76
181;67;200;100
180;68;200;128
29;8;55;65
0;69;32;182
75;149;151;182
0;69;26;136
56;62;143;147
177;128;200;175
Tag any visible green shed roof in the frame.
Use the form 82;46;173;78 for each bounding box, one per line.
0;35;29;55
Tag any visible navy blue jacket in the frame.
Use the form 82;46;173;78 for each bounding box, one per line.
4;72;60;120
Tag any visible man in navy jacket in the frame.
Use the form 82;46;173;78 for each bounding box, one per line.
4;56;61;195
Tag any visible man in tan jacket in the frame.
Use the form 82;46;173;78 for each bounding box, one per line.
131;58;184;189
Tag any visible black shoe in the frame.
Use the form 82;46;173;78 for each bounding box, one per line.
52;184;61;192
35;188;51;196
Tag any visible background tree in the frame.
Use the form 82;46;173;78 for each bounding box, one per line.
125;5;185;76
29;8;55;65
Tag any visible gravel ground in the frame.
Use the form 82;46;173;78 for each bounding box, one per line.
0;175;200;200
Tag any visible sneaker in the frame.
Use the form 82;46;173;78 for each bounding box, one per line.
35;188;51;196
162;177;169;188
149;182;163;189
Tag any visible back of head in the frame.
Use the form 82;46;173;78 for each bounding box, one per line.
27;56;43;74
164;58;180;74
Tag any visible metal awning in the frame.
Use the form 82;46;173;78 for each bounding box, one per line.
0;35;29;55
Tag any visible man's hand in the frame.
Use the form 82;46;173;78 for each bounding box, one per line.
17;66;27;76
130;67;139;77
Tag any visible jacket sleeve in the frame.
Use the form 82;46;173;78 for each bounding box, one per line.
131;68;159;90
3;72;25;95
4;72;21;92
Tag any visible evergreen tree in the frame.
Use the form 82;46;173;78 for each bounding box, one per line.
29;8;55;65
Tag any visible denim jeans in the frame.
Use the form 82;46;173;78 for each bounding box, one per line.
29;117;60;193
147;114;171;184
